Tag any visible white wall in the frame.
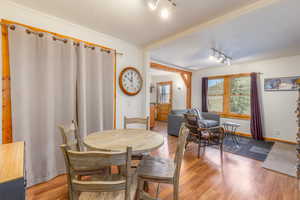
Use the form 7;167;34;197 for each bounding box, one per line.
0;0;146;143
150;73;186;110
192;55;300;142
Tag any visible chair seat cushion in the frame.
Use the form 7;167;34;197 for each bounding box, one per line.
199;119;219;128
137;156;175;181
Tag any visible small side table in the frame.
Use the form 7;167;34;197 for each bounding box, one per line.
223;122;241;147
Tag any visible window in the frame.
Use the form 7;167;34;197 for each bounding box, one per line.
157;82;172;104
230;76;251;115
208;74;251;119
207;79;224;112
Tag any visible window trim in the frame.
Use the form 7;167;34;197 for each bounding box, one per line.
208;73;251;120
156;81;173;105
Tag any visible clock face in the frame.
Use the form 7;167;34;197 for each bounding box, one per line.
119;67;143;96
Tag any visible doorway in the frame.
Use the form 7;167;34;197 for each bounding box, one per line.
157;81;173;121
149;63;192;129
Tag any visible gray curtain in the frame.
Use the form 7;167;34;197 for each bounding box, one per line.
8;25;114;186
9;25;77;186
77;45;103;138
102;53;114;130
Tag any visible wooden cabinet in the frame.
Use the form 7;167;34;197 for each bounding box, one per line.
157;104;172;121
0;142;25;200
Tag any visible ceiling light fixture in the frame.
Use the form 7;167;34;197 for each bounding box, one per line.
160;8;170;19
209;48;232;66
147;0;160;10
146;0;176;19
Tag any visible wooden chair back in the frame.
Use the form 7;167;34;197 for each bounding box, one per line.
174;123;189;185
58;120;81;151
61;145;133;200
124;116;149;130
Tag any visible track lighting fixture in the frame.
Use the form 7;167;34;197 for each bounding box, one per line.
209;48;232;66
147;0;160;10
146;0;176;19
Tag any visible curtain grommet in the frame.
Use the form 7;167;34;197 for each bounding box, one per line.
9;25;16;30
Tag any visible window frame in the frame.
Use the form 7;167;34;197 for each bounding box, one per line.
208;73;251;120
207;78;224;113
156;81;173;105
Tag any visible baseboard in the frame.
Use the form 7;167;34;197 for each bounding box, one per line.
236;132;297;145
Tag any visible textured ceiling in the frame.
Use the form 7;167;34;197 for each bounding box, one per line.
150;0;300;69
8;0;259;46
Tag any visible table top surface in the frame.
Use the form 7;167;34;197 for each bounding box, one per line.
84;129;164;153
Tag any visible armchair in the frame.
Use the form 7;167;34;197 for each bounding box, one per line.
184;113;225;159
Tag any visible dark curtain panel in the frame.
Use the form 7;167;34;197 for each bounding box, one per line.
201;77;208;112
250;73;263;140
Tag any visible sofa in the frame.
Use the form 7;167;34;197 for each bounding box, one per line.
167;109;220;136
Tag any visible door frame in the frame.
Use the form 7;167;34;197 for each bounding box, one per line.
150;62;192;109
156;81;173;121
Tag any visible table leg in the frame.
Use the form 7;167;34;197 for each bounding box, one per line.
232;126;240;147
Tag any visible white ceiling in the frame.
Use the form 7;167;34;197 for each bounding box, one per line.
150;0;300;70
8;0;259;46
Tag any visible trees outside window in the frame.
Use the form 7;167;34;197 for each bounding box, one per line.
207;74;251;119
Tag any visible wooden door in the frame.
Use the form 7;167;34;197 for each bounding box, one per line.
157;81;172;121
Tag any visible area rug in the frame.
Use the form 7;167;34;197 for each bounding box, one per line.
212;134;274;161
262;142;297;177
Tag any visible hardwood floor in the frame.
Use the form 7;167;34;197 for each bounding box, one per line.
27;121;299;200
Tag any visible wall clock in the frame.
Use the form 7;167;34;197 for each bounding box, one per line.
119;67;143;96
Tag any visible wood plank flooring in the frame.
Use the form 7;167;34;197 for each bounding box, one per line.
27;121;299;200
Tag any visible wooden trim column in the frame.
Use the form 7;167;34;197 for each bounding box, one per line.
113;50;117;129
150;62;192;109
186;73;192;108
2;22;12;143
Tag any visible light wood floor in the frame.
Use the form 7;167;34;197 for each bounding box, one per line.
27;121;299;200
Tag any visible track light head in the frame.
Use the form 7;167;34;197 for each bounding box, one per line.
147;0;159;10
160;8;170;19
209;48;232;66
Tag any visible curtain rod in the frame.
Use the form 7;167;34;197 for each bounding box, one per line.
0;21;124;56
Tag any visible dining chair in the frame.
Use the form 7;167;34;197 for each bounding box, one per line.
61;144;136;200
136;123;189;200
124;116;150;130
184;113;225;159
59;120;83;151
124;116;150;161
59;120;113;181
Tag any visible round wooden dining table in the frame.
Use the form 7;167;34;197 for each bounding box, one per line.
83;129;164;153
